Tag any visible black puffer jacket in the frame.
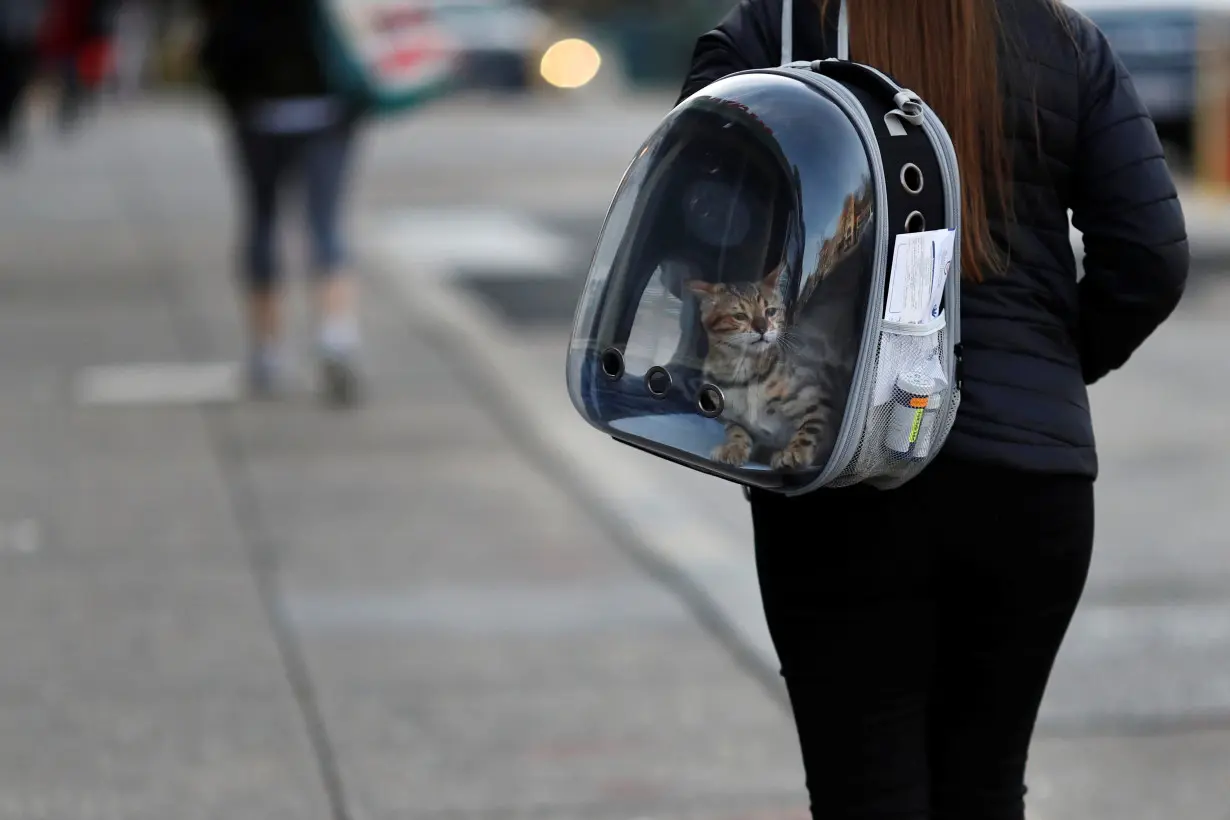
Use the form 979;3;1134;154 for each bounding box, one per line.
196;0;332;108
680;0;1189;479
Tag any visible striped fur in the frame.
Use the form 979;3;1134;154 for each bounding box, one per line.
687;264;849;471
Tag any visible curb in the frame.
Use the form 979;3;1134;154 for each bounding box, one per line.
362;231;787;703
1188;255;1230;275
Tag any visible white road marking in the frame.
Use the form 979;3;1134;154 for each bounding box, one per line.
366;207;575;276
75;362;242;406
1;519;41;555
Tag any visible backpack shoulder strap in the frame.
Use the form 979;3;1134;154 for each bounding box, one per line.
782;0;848;64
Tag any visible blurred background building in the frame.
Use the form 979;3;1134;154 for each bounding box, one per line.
126;0;1227;184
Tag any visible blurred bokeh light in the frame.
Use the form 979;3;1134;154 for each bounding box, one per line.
538;37;602;88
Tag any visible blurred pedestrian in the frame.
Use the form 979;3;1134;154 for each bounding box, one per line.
681;0;1189;818
0;0;47;157
38;0;119;135
195;0;367;405
110;0;151;101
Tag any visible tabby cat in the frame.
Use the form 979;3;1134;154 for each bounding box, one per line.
687;264;851;471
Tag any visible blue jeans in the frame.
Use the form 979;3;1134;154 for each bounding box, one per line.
228;114;359;292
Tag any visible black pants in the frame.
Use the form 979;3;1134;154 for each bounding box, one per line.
224;112;359;292
0;41;37;150
749;457;1094;819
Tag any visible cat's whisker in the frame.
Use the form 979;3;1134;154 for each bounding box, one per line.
776;331;804;355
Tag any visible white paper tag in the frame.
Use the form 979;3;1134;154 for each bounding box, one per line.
884;228;956;325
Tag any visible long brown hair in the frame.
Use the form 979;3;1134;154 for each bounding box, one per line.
817;0;1011;282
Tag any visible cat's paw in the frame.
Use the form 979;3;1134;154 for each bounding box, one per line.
711;439;751;466
770;443;815;471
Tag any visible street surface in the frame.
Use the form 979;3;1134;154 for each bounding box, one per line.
1;89;1228;819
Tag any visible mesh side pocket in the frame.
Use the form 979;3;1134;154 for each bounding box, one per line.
869;387;961;490
830;314;955;488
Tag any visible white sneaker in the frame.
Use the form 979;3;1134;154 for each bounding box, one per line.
317;316;363;407
247;345;286;399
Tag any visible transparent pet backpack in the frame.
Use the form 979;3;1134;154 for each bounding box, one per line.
565;0;963;495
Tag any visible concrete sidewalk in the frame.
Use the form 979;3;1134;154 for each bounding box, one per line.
0;109;808;818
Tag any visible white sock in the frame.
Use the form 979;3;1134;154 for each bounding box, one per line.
319;314;360;357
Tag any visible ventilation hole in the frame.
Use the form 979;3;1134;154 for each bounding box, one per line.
645;366;672;398
697;383;724;418
904;211;926;233
599;347;624;380
900;163;923;194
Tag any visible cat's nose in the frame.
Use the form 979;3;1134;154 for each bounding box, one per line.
752;317;767;334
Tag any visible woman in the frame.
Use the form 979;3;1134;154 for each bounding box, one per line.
197;0;366;405
0;0;46;155
680;1;1188;817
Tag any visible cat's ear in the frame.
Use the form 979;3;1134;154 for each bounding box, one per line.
762;263;785;291
686;279;719;298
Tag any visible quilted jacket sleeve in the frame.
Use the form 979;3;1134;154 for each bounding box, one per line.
1069;18;1189;385
677;0;782;103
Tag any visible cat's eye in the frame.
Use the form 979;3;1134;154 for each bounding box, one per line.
733;312;749;321
766;307;778;317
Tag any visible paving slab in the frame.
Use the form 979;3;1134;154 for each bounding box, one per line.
1028;730;1230;820
0;216;332;819
206;269;809;820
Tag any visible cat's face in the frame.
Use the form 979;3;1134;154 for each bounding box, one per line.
687;266;785;353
